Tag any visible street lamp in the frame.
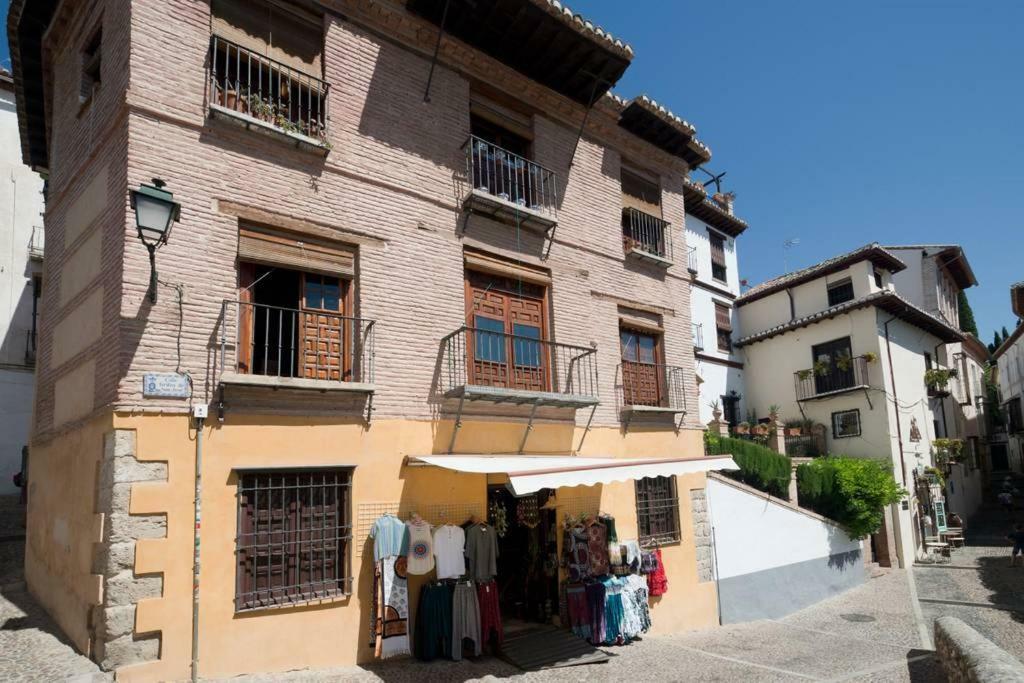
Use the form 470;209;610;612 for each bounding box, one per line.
130;179;180;303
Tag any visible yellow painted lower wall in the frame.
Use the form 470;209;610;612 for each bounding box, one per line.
31;411;715;681
24;413;112;657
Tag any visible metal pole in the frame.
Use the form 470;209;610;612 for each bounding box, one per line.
146;244;158;304
422;0;452;102
191;415;205;682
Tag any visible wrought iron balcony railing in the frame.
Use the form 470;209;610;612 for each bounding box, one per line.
622;208;672;263
686;245;698;273
28;226;44;260
441;325;597;404
208;35;330;144
619;362;687;411
219;300;374;385
692;322;704;352
464;136;559;218
794;356;869;401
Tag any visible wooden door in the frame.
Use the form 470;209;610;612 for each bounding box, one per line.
620;329;663;406
300;273;348;381
237;262;257;374
466;271;548;391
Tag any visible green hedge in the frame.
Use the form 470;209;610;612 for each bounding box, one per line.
796;457;907;539
705;432;791;499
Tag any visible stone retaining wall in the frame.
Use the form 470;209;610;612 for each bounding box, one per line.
935;616;1024;682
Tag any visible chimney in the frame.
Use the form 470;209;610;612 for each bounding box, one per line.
712;191;736;216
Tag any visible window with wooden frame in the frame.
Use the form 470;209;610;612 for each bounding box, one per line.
715;302;732;352
826;278;855;307
235;468;352;611
832;409;861;438
465;266;549;392
635;476;680;544
80;25;102;104
709;232;728;282
620;327;664;407
874;268;884;288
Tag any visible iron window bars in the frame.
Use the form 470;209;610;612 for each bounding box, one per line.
635;475;681;545
219;300;375;384
464;135;558;216
236;468;353;611
622;208;672;261
441;325;598;399
208;35;329;143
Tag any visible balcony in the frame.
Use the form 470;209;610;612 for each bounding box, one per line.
619;362;688;429
28;226;44;260
686;245;698;275
692;322;704;352
218;300;375;395
207;36;330;153
441;325;598;408
794;356;869;401
622;208;672;268
462;136;558;233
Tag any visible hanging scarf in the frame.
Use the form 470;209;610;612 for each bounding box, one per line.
372;556;410;659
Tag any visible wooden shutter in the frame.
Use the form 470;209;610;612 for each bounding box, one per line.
709;233;726;267
212;0;323;73
463;250;551;285
621;167;662;216
239;224;354;277
715;302;732;332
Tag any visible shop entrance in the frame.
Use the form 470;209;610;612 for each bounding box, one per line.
487;485;559;634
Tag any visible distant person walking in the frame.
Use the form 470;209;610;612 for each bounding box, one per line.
999;490;1014;515
1008;524;1024;568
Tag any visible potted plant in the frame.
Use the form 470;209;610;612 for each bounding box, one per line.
708;400;722;421
752;423;769;436
924;368;955;392
735;421;750;435
862;351;878;364
932;438;964;466
768;404;781;422
248;93;276;123
797;368;813;381
785;419;803;436
813;359;831;377
835;351;852;372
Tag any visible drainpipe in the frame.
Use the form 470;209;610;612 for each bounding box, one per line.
785;288;795;321
883;317;907;486
934;342;949;438
191;415;205;683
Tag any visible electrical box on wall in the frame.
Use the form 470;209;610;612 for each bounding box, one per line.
192;404;208;419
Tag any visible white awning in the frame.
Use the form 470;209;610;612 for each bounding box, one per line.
407;455;739;496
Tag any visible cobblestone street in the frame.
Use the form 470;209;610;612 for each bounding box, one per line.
4;493;1024;682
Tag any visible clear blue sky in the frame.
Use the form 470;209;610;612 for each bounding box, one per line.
2;0;1020;342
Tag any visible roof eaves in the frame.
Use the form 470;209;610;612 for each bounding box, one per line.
535;0;634;60
994;322;1024;360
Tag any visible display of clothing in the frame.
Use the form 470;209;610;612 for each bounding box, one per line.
565;525;591;582
623;540;641;572
646;548;668;596
601;576;626;645
451;581;482;661
640;549;659;574
370;513;409;563
371;555;410;659
414;583;453;661
433;525;466;580
599;514;618;544
587;522;610;576
405;518;435;575
621;575;652;639
566;583;590;639
476;580;503;646
465;523;499;582
585;581;606;645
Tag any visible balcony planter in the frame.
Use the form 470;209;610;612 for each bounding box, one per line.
813;360;831;377
862;352;878;364
797;369;813;381
787;427;802;436
735;422;750;435
924;368;957;393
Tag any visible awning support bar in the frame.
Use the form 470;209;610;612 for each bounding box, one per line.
422;0;452;103
447;392;466;453
575;404;598;454
518;402;539;454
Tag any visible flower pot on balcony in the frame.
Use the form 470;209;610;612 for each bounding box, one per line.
735;423;750;435
787;427;802;436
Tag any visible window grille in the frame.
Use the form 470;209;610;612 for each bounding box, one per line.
709;233;727;282
832;409;862;438
635;476;680;545
236;468;352;611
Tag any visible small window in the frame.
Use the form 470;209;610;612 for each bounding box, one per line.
709;232;727;282
304;274;341;311
621;167;661;212
832;410;861;438
474;316;507;363
827;278;855;307
635;476;680;544
874;269;884;288
80;25;102;103
715;302;732;352
924;352;933;370
236;468;352;611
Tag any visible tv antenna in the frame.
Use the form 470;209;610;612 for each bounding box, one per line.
783;238;800;273
697;168;727;194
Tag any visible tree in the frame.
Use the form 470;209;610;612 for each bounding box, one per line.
991;331;1002;353
958;291;979;337
1002;326;1011;342
796;457;907;539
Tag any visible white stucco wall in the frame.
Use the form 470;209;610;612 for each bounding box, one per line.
0;81;44;495
996;329;1024;473
707;477;861;580
945;462;984;521
686;214;744;424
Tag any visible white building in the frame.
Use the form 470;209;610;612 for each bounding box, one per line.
735;243;963;568
683;179;747;426
0;70;45;496
993;282;1024;475
885;245;987;519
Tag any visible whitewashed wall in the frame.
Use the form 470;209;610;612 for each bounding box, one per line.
706;476;863;623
